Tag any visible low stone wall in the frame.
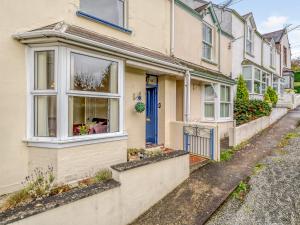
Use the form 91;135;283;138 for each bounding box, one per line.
3;151;189;225
229;108;288;146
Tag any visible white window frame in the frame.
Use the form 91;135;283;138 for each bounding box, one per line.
246;26;253;55
254;68;261;94
242;65;253;93
26;46;125;148
203;84;216;120
202;23;213;61
220;85;231;119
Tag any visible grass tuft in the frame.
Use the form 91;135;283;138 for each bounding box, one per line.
277;132;300;147
232;181;250;200
253;163;266;175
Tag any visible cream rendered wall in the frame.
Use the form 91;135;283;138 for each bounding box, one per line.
158;76;177;147
0;0;172;194
176;80;184;122
174;4;219;72
190;81;203;121
220;35;232;76
174;4;202;65
231;14;245;79
125;67;146;148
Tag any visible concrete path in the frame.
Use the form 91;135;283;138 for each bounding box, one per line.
206;126;300;225
130;107;300;225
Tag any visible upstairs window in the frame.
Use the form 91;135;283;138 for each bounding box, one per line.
246;26;253;54
270;46;275;67
80;0;125;27
283;46;287;66
202;24;213;60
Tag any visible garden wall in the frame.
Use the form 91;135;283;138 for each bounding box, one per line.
4;151;189;225
229;107;288;146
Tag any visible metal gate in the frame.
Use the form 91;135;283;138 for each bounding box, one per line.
183;125;215;159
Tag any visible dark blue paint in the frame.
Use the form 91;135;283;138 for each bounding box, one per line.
76;11;132;34
146;86;158;144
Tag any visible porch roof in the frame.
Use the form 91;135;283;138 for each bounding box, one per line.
176;58;236;85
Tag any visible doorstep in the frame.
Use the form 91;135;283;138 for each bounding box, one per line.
189;154;210;173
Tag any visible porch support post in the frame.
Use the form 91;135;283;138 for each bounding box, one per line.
184;71;191;122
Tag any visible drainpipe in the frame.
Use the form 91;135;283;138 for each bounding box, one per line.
170;0;175;56
184;70;191;123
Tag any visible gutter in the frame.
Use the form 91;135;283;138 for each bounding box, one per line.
13;30;188;72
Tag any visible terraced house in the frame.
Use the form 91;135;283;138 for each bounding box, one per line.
0;0;235;196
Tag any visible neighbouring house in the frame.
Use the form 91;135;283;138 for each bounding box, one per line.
263;29;294;90
0;0;235;196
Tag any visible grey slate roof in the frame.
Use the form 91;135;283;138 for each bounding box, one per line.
263;29;285;43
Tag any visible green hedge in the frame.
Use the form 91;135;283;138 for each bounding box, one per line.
234;99;272;126
295;86;300;93
294;72;300;82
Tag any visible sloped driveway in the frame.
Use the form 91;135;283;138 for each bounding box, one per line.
130;107;300;225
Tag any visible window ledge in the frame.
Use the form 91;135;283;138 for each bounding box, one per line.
198;119;234;123
202;58;218;66
270;66;275;70
76;11;132;34
24;133;128;149
246;52;254;58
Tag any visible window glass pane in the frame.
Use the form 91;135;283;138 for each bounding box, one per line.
80;0;124;27
254;81;261;94
34;51;55;90
34;96;57;137
242;66;252;80
220;86;226;102
203;43;212;60
68;96;119;136
70;53;118;93
220;103;230;118
246;40;252;53
205;103;214;118
262;73;267;83
254;68;260;80
205;85;214;101
203;24;212;44
226;86;230;102
246;80;252;92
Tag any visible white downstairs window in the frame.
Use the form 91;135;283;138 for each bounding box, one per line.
220;85;231;118
204;84;215;119
28;47;124;146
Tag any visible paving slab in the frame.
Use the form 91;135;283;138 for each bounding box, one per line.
130;107;300;225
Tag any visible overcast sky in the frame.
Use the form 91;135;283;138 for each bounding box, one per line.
211;0;300;58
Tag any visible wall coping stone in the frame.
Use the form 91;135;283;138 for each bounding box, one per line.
0;179;120;225
111;150;188;172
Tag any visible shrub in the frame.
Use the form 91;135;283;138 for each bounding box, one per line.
234;99;272;126
266;86;278;106
94;169;112;182
263;92;271;105
236;75;249;101
294;71;300;82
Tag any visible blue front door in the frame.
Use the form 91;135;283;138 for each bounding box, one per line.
146;86;158;144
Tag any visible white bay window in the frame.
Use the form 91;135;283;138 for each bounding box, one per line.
28;47;124;147
220;85;231;118
204;85;215;119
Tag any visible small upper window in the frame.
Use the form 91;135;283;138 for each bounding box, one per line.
246;26;253;54
270;45;275;67
80;0;125;27
202;24;213;60
283;46;287;66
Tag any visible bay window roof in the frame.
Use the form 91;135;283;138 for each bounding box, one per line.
14;21;235;85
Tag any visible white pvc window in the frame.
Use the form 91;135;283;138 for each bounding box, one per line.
242;66;252;93
204;85;215;118
80;0;125;27
28;47;124;145
246;26;253;54
270;46;275;67
254;68;261;94
202;24;213;60
220;85;230;118
68;52;120;137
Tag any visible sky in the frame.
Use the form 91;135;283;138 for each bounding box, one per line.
211;0;300;59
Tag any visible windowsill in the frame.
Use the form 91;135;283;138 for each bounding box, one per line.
24;132;128;149
76;11;132;34
202;57;218;66
270;66;275;70
246;51;254;58
200;118;234;123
